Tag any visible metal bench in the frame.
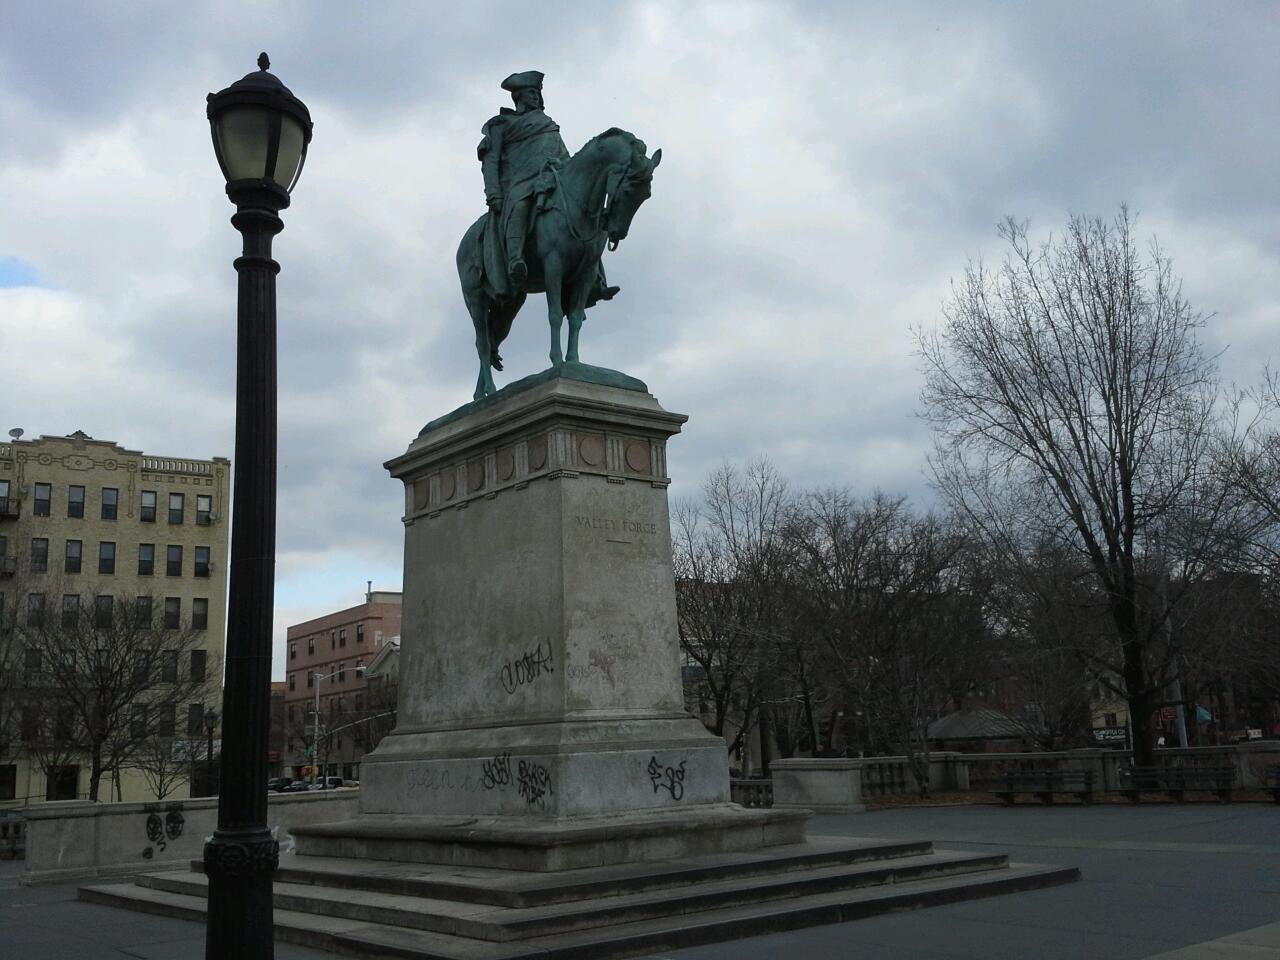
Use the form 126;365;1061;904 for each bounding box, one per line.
994;769;1095;805
1120;764;1237;803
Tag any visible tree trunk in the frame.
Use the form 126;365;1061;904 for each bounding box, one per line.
88;744;104;802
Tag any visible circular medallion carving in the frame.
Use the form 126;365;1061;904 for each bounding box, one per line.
440;470;456;501
496;449;515;482
527;435;548;471
625;441;651;473
578;434;605;467
468;460;485;492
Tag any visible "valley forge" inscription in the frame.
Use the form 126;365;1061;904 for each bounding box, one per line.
575;515;658;535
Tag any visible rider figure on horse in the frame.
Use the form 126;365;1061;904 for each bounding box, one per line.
478;71;617;302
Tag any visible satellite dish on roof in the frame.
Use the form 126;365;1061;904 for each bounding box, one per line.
7;428;23;441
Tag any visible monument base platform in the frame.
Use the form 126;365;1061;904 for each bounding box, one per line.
81;833;1080;959
289;804;809;871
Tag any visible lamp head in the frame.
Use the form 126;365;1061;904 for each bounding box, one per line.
207;52;313;204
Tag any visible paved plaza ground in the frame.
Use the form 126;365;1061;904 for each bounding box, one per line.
1;802;1276;959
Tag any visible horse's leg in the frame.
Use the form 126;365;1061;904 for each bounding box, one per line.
464;291;496;399
544;253;565;366
565;266;594;364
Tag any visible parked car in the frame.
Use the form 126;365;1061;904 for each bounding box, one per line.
280;781;312;793
267;777;294;792
310;776;346;790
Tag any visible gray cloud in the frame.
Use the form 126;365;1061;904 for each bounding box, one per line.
2;1;1276;673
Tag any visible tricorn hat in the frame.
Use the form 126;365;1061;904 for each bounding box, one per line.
501;70;545;92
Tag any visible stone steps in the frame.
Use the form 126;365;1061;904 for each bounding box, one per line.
81;861;1077;960
222;836;936;907
79;838;1079;959
146;846;1008;941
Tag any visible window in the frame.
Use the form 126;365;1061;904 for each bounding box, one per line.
196;495;212;525
141;490;157;523
133;657;150;688
61;594;80;628
306;672;314;689
33;483;51;517
24;647;41;677
166;545;182;577
55;706;75;740
30;538;48;573
286;703;295;722
354;692;364;712
289;641;296;661
64;540;82;574
169;493;184;524
160;650;178;683
98;541;116;575
135;595;153;625
164;597;181;629
138;543;155;576
27;593;45;627
45;765;79;802
190;650;207;682
157;702;176;737
0;480;10;515
1104;712;1118;727
330;631;335;650
101;487;118;521
337;662;346;683
187;703;204;736
339;628;347;648
0;764;15;801
192;598;208;630
356;623;364;643
130;706;147;739
21;707;39;742
94;595;113;629
194;546;211;578
307;637;315;656
288;672;296;692
67;485;85;519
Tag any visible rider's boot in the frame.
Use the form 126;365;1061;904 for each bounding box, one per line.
505;198;531;289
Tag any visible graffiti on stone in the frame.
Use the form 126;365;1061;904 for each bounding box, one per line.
516;760;554;809
647;755;687;801
499;641;555;694
481;751;513;790
141;805;185;858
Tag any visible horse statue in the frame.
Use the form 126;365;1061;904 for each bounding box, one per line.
456;128;662;400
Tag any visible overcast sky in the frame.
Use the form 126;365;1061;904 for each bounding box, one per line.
2;2;1277;677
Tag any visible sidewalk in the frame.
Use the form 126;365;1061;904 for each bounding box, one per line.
2;803;1276;959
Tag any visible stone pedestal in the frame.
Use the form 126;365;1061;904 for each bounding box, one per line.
338;365;804;867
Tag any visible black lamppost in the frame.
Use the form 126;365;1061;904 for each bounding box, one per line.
203;52;312;960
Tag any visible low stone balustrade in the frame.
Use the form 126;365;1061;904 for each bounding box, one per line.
21;789;358;885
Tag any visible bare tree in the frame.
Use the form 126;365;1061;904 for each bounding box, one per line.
13;581;216;801
131;735;188;800
673;460;795;769
919;208;1239;765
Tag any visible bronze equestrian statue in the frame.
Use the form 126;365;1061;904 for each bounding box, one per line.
456;71;662;400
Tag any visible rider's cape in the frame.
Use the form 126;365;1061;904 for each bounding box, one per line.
477;108;569;297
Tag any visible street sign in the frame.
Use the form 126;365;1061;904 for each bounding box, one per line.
1092;726;1127;744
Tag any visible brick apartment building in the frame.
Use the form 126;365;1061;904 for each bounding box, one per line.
283;590;401;781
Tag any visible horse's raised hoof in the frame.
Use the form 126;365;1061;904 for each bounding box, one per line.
491;350;503;371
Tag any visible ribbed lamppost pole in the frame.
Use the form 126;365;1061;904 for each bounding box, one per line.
203;53;312;959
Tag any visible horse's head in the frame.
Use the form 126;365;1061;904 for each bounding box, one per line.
603;134;662;251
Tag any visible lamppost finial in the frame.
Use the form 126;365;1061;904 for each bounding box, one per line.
258;52;270;71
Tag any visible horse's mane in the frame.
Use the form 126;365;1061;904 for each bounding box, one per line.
580;127;645;154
